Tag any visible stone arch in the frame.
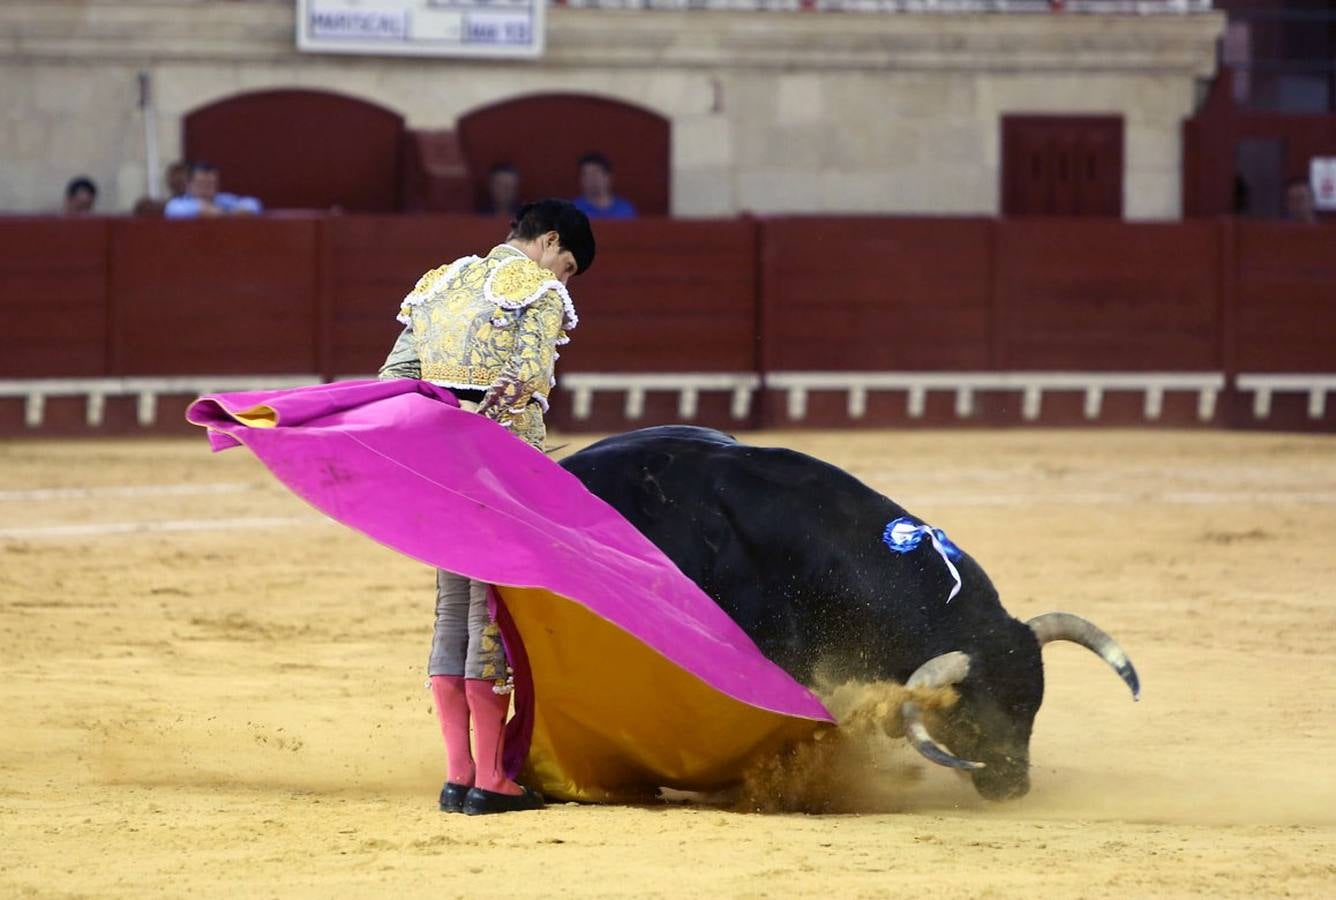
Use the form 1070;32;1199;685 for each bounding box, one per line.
183;89;406;212
457;93;671;215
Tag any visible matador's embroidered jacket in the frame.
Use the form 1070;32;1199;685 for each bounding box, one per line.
378;244;577;448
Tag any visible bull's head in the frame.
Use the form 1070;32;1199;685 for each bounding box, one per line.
899;612;1140;801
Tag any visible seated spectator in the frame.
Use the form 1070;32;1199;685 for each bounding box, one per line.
164;162;262;219
133;160;192;217
165;160;189;199
479;162;521;217
1285;178;1318;224
63;177;97;215
573;152;636;220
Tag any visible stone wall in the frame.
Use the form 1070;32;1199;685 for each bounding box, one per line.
0;0;1223;218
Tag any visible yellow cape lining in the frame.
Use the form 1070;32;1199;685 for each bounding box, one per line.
498;585;825;803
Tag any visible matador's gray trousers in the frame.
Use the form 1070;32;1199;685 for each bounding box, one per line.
425;399;508;681
429;570;507;679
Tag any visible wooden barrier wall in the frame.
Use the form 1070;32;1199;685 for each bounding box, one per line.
1226;221;1336;430
1;218;110;378
1;215;1333;435
319;215;499;378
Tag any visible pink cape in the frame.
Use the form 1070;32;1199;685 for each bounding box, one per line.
187;379;832;801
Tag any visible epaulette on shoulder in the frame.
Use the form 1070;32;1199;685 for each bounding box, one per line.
396;255;481;326
484;255;578;332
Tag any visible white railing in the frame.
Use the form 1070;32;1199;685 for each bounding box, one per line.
765;371;1225;421
561;372;763;421
5;370;1334;429
1235;373;1336;421
0;376;318;428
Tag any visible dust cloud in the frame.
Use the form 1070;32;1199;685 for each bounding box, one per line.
736;678;962;814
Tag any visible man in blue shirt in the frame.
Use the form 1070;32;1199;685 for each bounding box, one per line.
164;161;262;219
572;152;636;220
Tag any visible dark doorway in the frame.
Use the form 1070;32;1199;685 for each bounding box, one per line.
457;94;671;216
1234;136;1288;217
1001;115;1125;217
184;90;405;212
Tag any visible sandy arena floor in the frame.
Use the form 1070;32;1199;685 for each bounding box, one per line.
1;428;1334;898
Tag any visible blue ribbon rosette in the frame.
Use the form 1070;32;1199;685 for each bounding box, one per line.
881;516;965;603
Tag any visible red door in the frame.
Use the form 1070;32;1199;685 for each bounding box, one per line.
1002;115;1124;217
184;90;405;213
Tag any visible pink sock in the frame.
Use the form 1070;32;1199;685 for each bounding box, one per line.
465;678;521;795
430;675;474;786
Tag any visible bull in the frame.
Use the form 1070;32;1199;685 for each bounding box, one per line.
560;425;1139;801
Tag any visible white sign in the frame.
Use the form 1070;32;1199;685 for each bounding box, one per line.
309;6;409;41
297;0;544;59
1311;157;1336;212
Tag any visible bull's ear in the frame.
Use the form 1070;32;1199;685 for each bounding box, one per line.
1027;612;1140;700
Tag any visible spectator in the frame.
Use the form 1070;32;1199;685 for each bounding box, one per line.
479;163;521;218
165;160;189;199
164;161;262;219
573;152;636;220
63;177;97;215
133;161;193;217
1284;178;1318;224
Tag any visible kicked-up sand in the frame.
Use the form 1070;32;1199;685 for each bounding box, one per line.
1;428;1334;898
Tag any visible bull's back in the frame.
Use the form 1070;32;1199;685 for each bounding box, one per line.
560;426;749;590
561;426;901;678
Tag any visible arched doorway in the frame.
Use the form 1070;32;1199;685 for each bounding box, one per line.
183;89;406;212
457;94;671;215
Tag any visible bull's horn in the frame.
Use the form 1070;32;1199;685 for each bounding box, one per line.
900;651;985;771
1027;611;1141;700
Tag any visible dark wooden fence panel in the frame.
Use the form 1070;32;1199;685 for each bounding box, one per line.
759;218;994;372
994;220;1223;370
321;216;502;377
108;218;320;374
0;218;110;377
5;214;1336;437
1224;220;1336;431
559;219;758;372
1232;222;1336;372
545;219;760;430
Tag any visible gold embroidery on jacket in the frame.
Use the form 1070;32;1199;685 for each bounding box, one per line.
402;245;571;448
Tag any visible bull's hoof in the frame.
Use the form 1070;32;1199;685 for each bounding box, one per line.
462;785;545;816
438;782;471;813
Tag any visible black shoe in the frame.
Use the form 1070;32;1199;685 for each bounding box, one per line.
439;782;471;813
462;785;545;816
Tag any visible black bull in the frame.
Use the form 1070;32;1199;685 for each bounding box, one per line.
560;426;1139;801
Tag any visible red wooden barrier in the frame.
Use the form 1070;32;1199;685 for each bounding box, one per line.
319;216;761;430
546;218;760;431
108;218;320;374
1232;221;1336;373
560;219;758;372
760;217;994;372
757;217;993;427
993;219;1223;371
0;217;110;378
1225;220;1336;430
320;215;502;378
3;214;1334;437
